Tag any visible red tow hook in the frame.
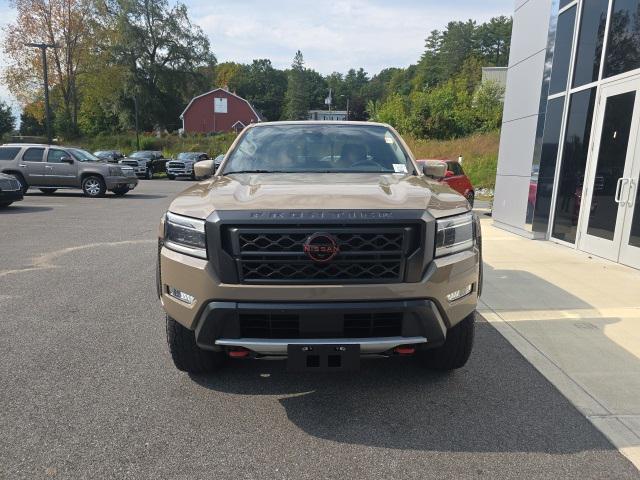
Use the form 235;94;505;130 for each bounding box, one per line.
228;347;250;358
394;345;416;356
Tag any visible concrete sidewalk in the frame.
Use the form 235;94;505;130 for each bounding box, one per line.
479;217;640;469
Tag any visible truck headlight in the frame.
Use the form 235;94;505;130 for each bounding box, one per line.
108;166;124;176
435;212;476;258
164;212;207;259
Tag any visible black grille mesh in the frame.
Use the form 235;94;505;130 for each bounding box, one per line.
229;227;410;284
239;312;403;338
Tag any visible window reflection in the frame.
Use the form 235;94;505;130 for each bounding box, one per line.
572;0;608;87
605;0;640;78
549;7;577;95
552;88;597;243
532;97;565;233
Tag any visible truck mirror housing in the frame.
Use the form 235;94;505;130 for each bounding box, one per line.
194;159;216;179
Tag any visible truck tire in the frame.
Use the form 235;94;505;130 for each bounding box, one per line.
82;176;106;197
145;168;153;180
419;311;475;371
39;188;57;194
166;315;225;374
167;174;175;180
112;187;130;196
0;201;13;207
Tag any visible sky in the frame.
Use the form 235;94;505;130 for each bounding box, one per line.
0;0;514;119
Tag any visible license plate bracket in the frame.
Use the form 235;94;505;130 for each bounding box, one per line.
287;344;360;372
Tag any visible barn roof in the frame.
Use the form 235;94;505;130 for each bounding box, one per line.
180;88;261;121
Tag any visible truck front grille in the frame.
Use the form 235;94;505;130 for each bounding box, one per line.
227;227;412;284
238;312;403;338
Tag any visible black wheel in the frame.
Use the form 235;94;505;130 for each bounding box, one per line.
10;173;28;194
145;168;153;180
466;191;475;208
112;187;130;196
418;311;475;371
167;174;175;180
82;176;106;197
39;188;57;195
0;201;12;208
166;315;225;374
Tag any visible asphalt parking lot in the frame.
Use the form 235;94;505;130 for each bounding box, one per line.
1;180;638;479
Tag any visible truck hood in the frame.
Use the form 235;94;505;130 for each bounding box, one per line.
168;173;470;219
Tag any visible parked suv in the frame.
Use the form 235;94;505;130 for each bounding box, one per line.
0;144;138;197
166;152;210;180
120;150;167;179
157;122;482;374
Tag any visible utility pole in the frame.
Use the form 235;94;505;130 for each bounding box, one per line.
133;95;140;151
25;42;56;144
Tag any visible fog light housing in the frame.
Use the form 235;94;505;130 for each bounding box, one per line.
168;286;195;304
446;284;473;302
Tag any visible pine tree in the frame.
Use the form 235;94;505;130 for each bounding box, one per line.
282;50;310;120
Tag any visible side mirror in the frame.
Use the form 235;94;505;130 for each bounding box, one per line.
422;162;446;179
194;159;216;179
444;170;454;178
61;156;74;164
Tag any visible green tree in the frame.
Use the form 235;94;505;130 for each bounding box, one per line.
233;59;287;121
477;16;512;66
97;0;215;131
19;101;47;136
473;80;504;131
0;101;16;136
282;51;310;120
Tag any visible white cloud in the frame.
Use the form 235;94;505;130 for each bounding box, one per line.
190;0;514;74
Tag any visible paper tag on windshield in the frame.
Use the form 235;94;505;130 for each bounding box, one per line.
393;164;408;174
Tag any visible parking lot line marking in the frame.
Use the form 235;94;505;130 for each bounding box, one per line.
0;239;155;278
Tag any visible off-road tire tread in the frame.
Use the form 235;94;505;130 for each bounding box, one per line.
421;311;475;370
166;315;224;374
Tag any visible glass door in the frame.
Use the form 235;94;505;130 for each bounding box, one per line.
578;77;640;264
619;114;640;269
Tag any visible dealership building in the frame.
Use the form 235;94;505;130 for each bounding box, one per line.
494;0;640;269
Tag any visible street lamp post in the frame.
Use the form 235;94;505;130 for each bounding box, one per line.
340;95;350;121
25;42;56;144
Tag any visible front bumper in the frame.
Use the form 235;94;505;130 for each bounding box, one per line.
158;244;479;344
167;166;194;177
106;176;138;190
193;299;447;354
0;189;23;203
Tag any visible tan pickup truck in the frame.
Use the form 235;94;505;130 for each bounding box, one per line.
157;121;482;374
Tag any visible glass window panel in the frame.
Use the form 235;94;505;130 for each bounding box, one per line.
572;0;609;87
587;91;636;240
22;148;45;162
552;88;597;243
560;0;574;8
549;7;577;95
532;96;566;233
605;0;640;77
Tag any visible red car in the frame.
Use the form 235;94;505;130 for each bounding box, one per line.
417;159;475;207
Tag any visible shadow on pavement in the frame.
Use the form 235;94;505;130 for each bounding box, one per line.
0;205;53;214
27;191;167;199
190;317;627;456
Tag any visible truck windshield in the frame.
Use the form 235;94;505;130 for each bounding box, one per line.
223;124;415;175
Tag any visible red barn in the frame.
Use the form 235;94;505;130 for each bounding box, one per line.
180;88;261;134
